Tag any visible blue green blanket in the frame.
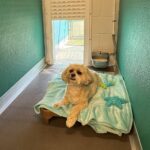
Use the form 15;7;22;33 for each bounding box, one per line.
34;73;133;136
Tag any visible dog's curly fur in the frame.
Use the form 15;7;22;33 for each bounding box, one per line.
54;64;101;128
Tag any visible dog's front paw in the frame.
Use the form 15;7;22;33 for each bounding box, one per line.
66;116;77;128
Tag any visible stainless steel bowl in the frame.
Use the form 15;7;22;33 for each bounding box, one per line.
91;52;109;68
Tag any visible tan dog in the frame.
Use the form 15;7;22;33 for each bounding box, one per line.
54;64;101;128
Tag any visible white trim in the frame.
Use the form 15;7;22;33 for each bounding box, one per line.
84;0;91;66
0;58;46;114
129;122;143;150
42;0;53;65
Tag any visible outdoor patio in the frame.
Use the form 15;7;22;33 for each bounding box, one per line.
54;45;84;65
53;20;84;65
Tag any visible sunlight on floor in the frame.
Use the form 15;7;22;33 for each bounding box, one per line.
54;43;84;65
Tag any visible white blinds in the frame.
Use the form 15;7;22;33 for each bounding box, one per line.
51;0;87;19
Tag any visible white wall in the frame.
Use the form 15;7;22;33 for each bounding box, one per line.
91;0;119;54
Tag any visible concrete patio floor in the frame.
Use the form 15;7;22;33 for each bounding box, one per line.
54;44;84;65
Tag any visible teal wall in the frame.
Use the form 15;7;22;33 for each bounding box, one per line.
0;0;44;96
117;0;150;149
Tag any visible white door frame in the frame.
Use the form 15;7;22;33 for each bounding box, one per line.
42;0;53;65
84;0;91;66
42;0;91;66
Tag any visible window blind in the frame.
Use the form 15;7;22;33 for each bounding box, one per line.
51;0;86;19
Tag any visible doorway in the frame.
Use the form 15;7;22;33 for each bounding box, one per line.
42;0;91;65
52;20;84;65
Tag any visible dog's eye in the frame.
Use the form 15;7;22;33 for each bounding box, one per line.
69;69;74;73
77;70;82;75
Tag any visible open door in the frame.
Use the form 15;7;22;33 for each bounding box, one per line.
42;0;91;65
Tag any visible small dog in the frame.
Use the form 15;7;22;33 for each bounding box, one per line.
54;64;101;128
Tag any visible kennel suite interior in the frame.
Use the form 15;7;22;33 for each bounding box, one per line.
0;0;150;150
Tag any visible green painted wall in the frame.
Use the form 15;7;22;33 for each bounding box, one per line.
117;0;150;149
0;0;44;96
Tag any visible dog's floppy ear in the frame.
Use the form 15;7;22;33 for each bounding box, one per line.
83;68;93;85
61;67;69;83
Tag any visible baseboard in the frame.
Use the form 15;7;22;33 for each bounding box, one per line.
129;122;143;150
0;58;46;114
117;70;142;150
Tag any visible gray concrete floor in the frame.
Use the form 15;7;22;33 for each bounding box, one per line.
0;65;131;150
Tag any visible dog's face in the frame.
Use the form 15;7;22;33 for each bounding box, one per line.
62;64;93;85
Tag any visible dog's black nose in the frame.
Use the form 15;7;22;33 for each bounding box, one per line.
71;73;76;77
